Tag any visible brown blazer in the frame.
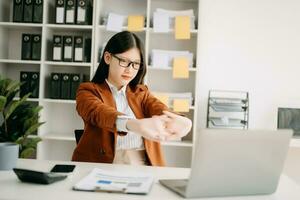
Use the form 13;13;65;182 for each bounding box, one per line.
71;82;168;166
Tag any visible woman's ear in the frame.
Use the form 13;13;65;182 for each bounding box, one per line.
104;51;111;65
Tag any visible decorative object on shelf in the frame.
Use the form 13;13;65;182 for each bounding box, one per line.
278;108;300;137
0;76;44;170
207;90;249;129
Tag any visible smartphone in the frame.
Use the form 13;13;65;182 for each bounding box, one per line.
50;164;76;173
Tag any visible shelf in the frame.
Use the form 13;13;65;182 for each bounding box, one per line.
44;61;91;67
290;138;300;148
148;66;197;72
13;97;39;102
162;140;193;147
0;59;41;65
149;28;198;35
98;25;147;32
0;22;42;28
45;24;93;30
42;99;76;104
40;134;75;142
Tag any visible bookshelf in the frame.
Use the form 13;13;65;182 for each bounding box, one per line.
0;0;200;167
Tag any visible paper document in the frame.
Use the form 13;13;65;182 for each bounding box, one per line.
128;15;145;32
173;57;189;78
106;13;126;32
73;168;154;194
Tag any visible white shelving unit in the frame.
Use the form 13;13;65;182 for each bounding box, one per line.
0;0;199;167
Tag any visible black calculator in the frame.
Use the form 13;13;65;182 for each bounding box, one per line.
13;168;68;184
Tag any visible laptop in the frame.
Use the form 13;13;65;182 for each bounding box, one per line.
160;129;292;198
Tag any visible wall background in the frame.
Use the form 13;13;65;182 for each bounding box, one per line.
196;0;300;130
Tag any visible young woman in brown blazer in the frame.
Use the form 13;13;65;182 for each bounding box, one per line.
72;31;192;166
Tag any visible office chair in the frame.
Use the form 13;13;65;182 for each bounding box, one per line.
74;129;84;144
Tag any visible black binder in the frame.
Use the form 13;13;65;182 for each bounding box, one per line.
65;0;76;24
73;36;83;62
30;72;39;98
21;34;32;60
50;73;61;99
76;0;92;25
61;73;71;99
63;36;73;62
53;35;63;61
33;0;43;23
70;74;81;99
55;0;65;24
31;34;41;60
84;37;91;62
13;0;24;22
23;0;34;23
20;71;31;97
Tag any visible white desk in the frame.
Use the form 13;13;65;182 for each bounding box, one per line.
0;159;300;200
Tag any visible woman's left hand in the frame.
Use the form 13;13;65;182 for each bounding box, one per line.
162;111;192;140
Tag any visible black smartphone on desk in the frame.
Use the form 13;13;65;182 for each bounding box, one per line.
50;164;76;173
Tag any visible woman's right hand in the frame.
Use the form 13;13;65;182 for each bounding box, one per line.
126;117;171;142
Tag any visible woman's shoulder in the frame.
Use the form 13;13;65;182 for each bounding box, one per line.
130;84;149;93
79;82;105;90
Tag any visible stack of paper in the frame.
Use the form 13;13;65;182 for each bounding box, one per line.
153;92;193;107
104;13;145;32
151;49;193;68
73;168;154;194
153;8;196;33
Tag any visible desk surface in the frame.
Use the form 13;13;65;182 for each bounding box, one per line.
0;159;300;200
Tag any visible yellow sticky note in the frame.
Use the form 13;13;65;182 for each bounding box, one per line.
173;99;189;112
173;57;189;79
175;16;191;40
154;94;169;106
128;15;144;32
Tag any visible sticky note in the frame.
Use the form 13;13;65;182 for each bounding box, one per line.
128;15;144;32
173;57;189;79
173;99;189;112
175;16;191;39
154;94;169;106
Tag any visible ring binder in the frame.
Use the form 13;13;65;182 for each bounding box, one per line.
31;34;41;60
61;73;71;99
20;71;31;98
33;0;43;23
63;36;73;62
76;0;92;25
21;34;32;60
30;72;40;98
23;0;34;23
13;0;24;22
65;0;76;24
73;36;83;62
53;35;63;61
50;73;61;99
55;0;65;24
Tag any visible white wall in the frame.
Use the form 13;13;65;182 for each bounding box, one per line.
197;0;300;129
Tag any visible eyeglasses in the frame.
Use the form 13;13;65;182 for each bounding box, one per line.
111;54;142;70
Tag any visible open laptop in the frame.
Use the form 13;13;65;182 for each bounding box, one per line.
160;129;292;198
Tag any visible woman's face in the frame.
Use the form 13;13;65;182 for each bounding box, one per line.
104;48;141;89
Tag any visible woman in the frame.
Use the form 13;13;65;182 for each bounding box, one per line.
72;31;192;166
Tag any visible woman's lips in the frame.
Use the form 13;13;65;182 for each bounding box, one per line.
121;75;131;80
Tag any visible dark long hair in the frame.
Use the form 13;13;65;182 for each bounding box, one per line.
91;31;146;87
